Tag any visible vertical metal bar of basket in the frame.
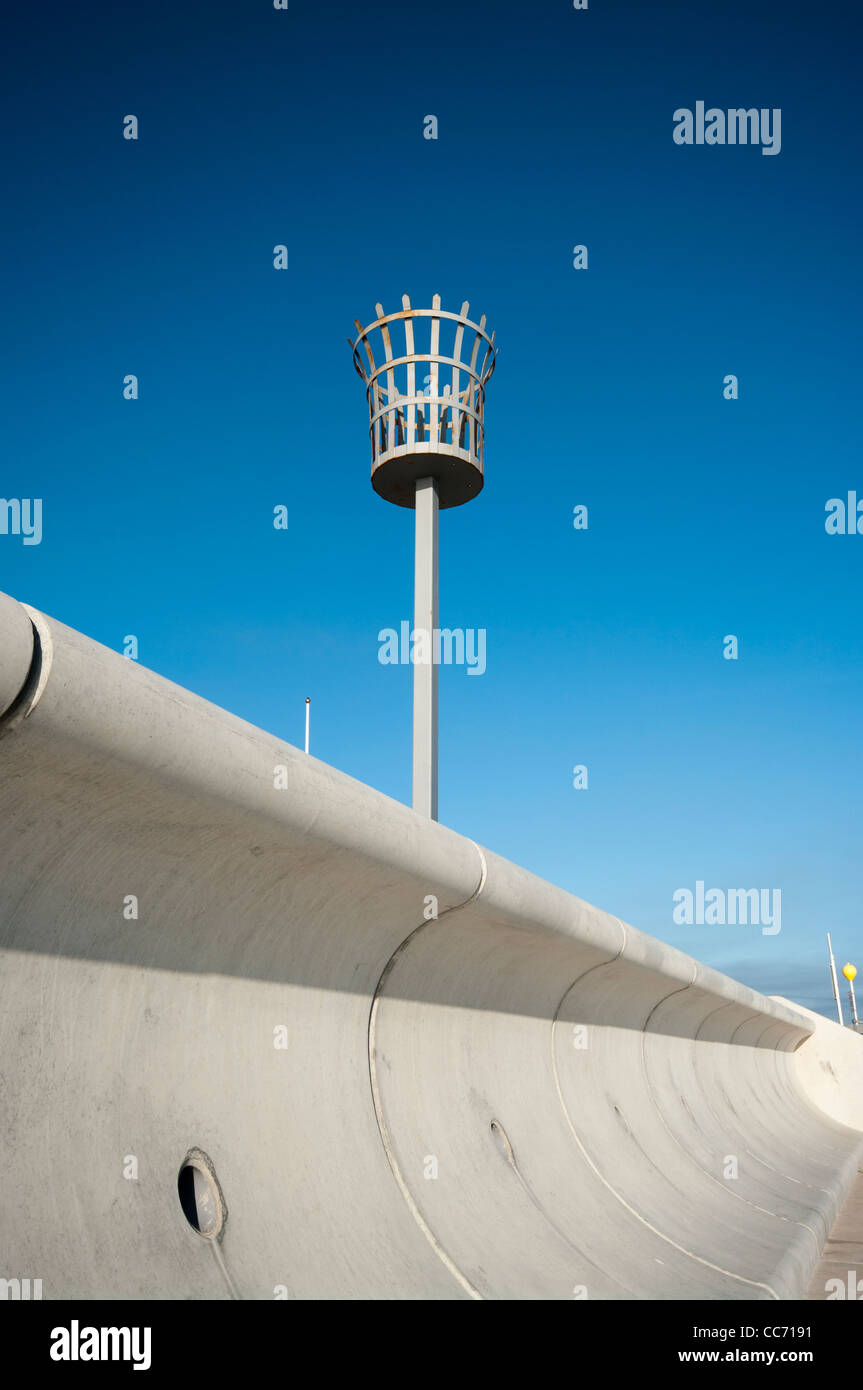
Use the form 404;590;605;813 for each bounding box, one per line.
477;328;496;466
452;301;468;451
403;295;416;449
376;303;396;451
413;476;439;819
354;320;378;464
428;293;441;445
466;315;485;459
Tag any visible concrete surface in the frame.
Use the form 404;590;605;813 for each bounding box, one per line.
805;1171;863;1299
773;998;863;1133
1;589;861;1300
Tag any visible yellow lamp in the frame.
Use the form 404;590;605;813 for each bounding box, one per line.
843;963;857;982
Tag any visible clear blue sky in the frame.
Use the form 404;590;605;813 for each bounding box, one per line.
2;0;860;1016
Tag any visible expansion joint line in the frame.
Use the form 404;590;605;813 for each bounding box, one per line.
367;839;487;1300
550;945;780;1299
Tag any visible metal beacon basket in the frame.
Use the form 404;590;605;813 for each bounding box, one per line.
349;293;497;509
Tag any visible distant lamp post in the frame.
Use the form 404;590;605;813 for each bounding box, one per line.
349;294;497;820
842;962;858;1027
827;933;844;1026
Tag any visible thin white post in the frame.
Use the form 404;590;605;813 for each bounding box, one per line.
827;933;844;1026
412;477;438;819
304;697;310;755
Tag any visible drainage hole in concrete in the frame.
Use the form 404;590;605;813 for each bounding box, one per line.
177;1154;224;1239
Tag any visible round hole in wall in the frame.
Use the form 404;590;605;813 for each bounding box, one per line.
177;1149;226;1240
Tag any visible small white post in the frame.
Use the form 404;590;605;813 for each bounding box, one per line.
304;697;310;755
827;933;844;1026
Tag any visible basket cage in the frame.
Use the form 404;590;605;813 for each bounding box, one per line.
350;294;497;469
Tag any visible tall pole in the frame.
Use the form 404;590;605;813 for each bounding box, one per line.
350;296;496;821
827;933;844;1026
413;477;438;819
843;962;859;1027
304;697;310;755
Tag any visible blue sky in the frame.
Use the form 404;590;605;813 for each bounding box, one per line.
2;0;860;1016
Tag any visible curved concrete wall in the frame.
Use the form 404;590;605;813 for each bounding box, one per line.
0;591;35;721
776;998;863;1134
0;589;860;1300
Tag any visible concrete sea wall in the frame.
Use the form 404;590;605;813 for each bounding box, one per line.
1;589;860;1299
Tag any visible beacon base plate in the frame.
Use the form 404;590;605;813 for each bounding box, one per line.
372;449;483;509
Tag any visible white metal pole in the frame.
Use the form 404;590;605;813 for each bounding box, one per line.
304;697;310;755
849;978;859;1027
412;477;439;819
827;933;844;1026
